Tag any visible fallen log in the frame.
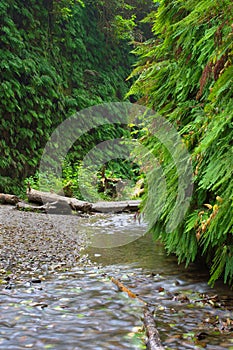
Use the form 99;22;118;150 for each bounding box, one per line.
92;200;141;213
144;307;165;350
0;193;20;205
27;188;92;213
26;188;141;214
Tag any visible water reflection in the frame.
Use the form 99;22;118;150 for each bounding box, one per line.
77;213;148;248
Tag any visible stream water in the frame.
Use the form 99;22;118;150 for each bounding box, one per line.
0;213;232;349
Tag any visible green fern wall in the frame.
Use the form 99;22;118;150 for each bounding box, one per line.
127;0;233;286
0;0;134;192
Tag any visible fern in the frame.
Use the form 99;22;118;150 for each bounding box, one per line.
209;245;227;286
127;0;233;286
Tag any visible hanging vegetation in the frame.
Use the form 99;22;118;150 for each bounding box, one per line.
127;0;233;286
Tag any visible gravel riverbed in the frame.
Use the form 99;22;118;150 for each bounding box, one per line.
0;205;89;286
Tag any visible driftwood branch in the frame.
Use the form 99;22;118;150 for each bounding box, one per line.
194;294;219;303
110;276;164;350
144;307;165;350
110;276;146;304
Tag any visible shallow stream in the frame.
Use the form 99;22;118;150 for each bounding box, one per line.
0;213;232;349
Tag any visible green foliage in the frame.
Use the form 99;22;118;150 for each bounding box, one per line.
113;14;137;40
0;0;136;193
127;0;233;286
87;0;156;41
